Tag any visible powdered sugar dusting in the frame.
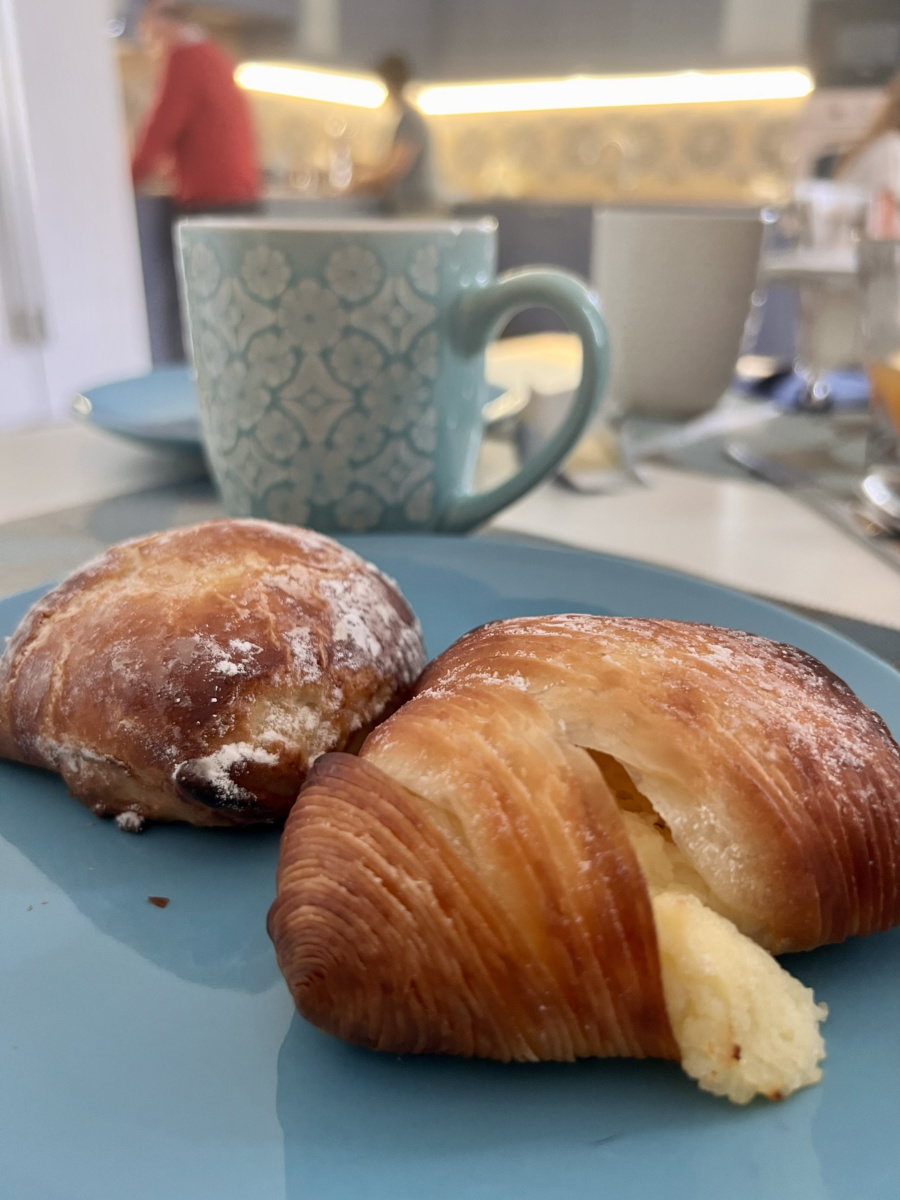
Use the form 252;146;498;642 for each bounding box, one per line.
334;611;383;660
176;633;263;681
116;809;145;833
318;570;425;683
285;627;322;682
28;735;112;776
176;741;279;805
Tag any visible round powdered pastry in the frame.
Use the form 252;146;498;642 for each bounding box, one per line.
0;519;426;829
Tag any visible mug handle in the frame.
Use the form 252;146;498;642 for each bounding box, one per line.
441;267;610;533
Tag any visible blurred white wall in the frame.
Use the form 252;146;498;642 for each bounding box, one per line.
339;0;437;75
0;0;149;430
429;0;734;78
719;0;811;63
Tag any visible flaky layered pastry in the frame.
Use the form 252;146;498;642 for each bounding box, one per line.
268;616;900;1102
0;519;425;829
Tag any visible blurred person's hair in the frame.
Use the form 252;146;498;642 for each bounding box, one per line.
837;72;900;176
375;53;412;96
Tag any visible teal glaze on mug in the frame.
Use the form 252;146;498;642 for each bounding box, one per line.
177;218;609;533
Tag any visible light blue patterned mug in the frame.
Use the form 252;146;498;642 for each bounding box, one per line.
177;217;608;533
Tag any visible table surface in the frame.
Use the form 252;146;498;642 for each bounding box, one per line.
4;413;900;605
3;413;900;673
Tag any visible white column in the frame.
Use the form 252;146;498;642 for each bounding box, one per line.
719;0;811;64
297;0;341;58
0;0;150;427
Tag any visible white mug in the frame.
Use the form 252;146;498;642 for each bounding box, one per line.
591;206;764;419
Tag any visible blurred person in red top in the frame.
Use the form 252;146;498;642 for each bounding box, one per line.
132;0;260;214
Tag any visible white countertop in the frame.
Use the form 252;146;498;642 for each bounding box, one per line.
0;420;203;525
4;418;900;630
494;462;900;629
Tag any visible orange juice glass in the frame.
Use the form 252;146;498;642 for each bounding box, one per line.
866;355;900;434
859;242;900;469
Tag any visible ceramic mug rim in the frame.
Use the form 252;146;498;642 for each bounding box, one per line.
177;216;498;235
593;204;763;222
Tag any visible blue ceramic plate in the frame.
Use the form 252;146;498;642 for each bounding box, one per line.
72;366;202;449
72;369;513;452
1;536;899;1200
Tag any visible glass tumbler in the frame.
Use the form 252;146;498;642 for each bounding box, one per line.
858;240;900;476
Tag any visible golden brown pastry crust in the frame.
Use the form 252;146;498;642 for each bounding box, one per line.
0;519;425;828
269;615;900;1062
270;735;678;1062
408;617;900;953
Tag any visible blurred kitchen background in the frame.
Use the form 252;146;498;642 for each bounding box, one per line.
0;0;896;427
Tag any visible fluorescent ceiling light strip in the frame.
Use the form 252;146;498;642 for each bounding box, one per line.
415;69;813;115
235;62;386;108
234;62;813;115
